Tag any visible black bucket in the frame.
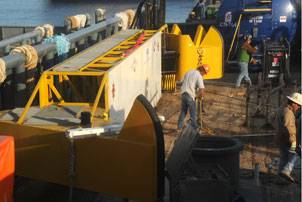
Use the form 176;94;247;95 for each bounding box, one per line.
191;136;243;190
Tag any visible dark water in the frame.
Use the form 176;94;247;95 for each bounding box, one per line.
0;0;195;26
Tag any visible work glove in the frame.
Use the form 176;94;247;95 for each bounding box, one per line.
296;145;301;157
289;141;296;152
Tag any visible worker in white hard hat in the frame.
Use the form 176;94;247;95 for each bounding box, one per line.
277;92;302;182
177;64;210;131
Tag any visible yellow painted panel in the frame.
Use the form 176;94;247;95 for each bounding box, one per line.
171;24;181;35
201;46;223;79
200;26;224;79
0;95;161;201
194;25;205;46
177;35;199;81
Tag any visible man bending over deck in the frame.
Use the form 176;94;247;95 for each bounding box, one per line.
177;64;210;131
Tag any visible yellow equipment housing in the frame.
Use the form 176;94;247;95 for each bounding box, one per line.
0;27;168;201
166;24;224;81
0;95;165;202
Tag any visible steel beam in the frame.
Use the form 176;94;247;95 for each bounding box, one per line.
0;29;44;54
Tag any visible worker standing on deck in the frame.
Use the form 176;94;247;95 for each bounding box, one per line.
235;35;257;87
277;92;302;182
177;64;210;131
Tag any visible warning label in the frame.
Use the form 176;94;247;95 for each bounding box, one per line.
280;16;287;23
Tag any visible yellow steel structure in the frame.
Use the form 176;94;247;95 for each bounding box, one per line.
0;27;168;201
0;95;165;201
243;8;272;12
227;14;243;62
17;28;164;125
166;24;224;81
162;72;176;91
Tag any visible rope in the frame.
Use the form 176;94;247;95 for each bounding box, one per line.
43;24;54;38
0;58;6;84
67;15;87;29
115;12;129;30
34;26;45;38
125;9;135;27
10;45;38;70
76;14;87;28
96;8;106;17
35;24;54;38
43;34;70;56
67;16;80;29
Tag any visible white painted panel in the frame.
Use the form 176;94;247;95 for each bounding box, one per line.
108;32;162;123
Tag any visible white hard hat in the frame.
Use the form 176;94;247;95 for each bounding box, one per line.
287;92;302;106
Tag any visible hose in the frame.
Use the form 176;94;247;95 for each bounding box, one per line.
0;58;6;84
10;45;38;70
43;34;70;56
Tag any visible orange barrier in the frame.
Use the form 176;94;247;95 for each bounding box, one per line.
0;136;14;202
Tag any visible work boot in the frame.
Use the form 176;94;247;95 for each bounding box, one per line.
279;171;295;183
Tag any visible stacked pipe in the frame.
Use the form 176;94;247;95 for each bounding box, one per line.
0;17;121;109
0;24;54;56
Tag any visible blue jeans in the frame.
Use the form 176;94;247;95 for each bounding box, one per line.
278;147;299;174
177;93;198;129
236;62;252;87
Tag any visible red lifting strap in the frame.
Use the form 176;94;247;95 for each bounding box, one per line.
123;32;145;57
0;136;15;202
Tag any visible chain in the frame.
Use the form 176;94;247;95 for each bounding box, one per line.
197;47;203;66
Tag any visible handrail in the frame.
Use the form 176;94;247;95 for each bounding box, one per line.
243;8;272;12
1;17;121;71
226;14;242;62
0;29;44;54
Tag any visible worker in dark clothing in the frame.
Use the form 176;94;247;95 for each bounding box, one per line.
235;35;257;87
277;92;302;182
296;109;301;156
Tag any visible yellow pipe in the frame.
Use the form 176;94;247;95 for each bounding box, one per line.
91;74;107;123
58;102;90;107
48;82;64;103
17;74;45;124
226;14;242;62
171;24;181;35
243;8;271;12
194;25;205;46
258;0;271;3
46;71;104;76
104;77;109;120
